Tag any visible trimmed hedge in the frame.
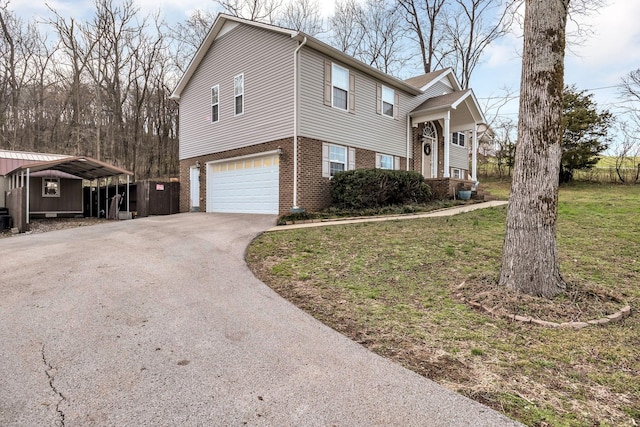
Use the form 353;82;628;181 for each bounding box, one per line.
330;168;432;210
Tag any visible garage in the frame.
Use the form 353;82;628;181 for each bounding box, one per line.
206;152;279;214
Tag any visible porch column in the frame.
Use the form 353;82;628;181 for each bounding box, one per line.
472;124;478;181
444;111;451;178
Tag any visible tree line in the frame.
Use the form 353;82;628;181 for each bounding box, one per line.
2;0;634;184
0;0;517;179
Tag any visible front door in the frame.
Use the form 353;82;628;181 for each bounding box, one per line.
422;122;437;178
190;166;200;212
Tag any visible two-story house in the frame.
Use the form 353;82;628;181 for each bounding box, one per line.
171;14;486;215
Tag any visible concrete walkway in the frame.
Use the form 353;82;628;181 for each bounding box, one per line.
0;212;520;426
269;200;508;231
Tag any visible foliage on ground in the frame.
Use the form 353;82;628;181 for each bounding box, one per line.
247;182;640;427
278;199;467;225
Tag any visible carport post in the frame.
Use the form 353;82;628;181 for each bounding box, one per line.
126;175;130;217
26;168;30;224
97;178;101;219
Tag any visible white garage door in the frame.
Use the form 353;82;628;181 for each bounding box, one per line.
207;153;279;214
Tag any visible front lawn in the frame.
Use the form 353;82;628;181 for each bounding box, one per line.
247;182;640;427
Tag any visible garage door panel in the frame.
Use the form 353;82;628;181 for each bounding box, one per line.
207;154;280;214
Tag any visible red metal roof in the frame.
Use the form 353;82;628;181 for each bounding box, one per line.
0;150;70;176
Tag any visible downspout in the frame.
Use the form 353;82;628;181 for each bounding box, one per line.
406;116;411;171
292;36;307;211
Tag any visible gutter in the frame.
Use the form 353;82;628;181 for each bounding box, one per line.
292;36;307;211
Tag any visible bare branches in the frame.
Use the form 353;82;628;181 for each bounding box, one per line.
327;0;407;76
215;0;283;23
443;0;515;89
397;0;446;73
278;0;323;35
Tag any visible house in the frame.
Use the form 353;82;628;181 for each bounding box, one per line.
0;149;133;231
171;14;486;215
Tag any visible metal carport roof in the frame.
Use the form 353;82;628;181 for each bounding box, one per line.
6;156;133;179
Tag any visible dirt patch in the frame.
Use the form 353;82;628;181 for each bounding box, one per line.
456;276;629;325
0;217;108;238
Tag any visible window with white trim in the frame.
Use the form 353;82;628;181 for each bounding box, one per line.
451;168;463;179
234;73;244;115
381;86;394;117
376;153;398;170
329;144;346;176
332;64;349;110
211;85;219;123
42;177;60;197
452;132;465;147
323;143;355;177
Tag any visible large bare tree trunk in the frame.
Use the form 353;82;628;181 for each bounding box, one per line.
499;0;569;298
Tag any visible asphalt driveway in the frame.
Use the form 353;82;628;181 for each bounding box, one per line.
0;213;522;426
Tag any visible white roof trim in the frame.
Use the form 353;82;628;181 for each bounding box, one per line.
171;14;297;100
418;68;462;93
170;13;422;100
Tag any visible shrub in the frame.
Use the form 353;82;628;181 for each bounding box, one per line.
330;169;431;210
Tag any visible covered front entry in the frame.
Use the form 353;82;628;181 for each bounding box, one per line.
206;151;279;214
410;90;486;181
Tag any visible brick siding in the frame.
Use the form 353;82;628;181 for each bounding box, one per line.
179;138;294;214
180;136;410;216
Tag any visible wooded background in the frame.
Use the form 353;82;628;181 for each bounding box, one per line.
2;0;636;181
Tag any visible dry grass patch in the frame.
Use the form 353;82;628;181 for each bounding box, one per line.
247;182;640;427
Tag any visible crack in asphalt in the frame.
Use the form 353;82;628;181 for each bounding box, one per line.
41;345;66;427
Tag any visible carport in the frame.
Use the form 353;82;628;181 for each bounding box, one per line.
5;156;133;232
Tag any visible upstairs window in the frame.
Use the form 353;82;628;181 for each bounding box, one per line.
332;64;349;110
234;73;244;116
452;132;465;147
211;85;219;123
382;86;394;117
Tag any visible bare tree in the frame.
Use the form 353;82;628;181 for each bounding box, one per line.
0;5;38;150
397;0;446;73
48;7;98;155
356;0;407;75
168;10;215;74
278;0;323;35
614;128;640;184
499;0;570;298
215;0;283;23
328;0;365;57
327;0;408;76
443;0;514;89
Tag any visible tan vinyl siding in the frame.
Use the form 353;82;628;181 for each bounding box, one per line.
299;48;411;158
179;24;296;160
423;81;453;98
450;144;469;171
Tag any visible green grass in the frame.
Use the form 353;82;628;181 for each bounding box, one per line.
247;182;640;426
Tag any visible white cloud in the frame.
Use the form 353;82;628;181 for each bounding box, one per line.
566;0;640;78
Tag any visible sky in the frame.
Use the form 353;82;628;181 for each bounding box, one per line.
7;0;640;147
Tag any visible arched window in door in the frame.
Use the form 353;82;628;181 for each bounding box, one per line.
421;122;437;178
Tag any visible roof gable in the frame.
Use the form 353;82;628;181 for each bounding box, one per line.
171;13;423;100
404;68;461;92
